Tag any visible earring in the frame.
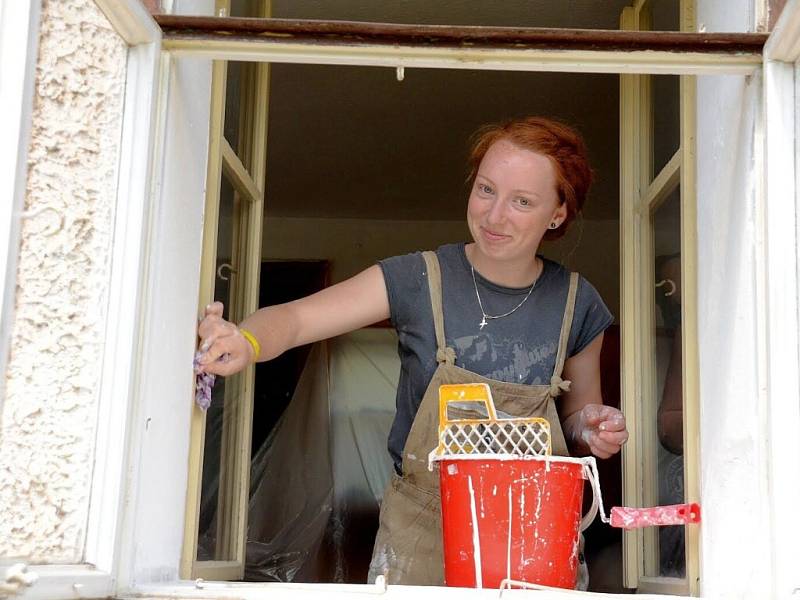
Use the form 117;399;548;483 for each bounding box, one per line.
550;222;558;229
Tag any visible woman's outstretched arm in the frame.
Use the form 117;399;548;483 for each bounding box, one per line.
196;264;390;376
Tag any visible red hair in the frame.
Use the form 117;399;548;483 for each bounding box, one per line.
467;117;593;241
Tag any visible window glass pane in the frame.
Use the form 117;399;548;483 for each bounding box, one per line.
649;0;681;31
225;61;242;159
225;60;260;178
272;1;636;29
198;173;240;561
652;75;680;181
650;184;685;578
230;0;263;17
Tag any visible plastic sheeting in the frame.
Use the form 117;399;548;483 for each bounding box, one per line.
244;329;398;582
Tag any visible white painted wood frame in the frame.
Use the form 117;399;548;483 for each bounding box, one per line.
124;580;681;600
94;0;159;45
161;37;760;77
760;1;800;596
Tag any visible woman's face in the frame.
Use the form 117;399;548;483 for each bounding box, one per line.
467;139;566;265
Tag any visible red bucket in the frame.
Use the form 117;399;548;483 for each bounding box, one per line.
438;456;586;589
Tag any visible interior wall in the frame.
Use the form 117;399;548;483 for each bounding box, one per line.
262;216;621;319
262;216;468;282
261;63;622;318
263;66;619;222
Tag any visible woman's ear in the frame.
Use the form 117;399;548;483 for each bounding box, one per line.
553;202;568;227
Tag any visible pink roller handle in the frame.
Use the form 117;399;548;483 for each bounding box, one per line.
610;503;701;529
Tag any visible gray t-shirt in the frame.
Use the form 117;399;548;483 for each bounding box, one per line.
379;242;613;472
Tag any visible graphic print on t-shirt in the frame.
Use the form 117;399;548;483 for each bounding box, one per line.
452;333;558;385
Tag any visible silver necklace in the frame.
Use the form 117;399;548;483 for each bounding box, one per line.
471;262;540;330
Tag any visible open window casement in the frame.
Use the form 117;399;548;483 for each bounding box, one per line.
619;0;701;594
182;0;270;581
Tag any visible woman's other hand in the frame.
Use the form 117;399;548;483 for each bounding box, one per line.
196;302;255;376
573;403;628;459
560;334;628;458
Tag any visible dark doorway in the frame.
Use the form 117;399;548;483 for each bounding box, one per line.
251;259;330;455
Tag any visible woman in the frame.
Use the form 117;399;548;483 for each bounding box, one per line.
197;116;629;586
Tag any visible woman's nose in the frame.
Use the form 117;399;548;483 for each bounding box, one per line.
486;197;506;224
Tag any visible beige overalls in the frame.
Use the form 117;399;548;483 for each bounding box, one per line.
368;251;580;585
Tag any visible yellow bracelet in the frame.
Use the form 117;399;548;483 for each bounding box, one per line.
239;328;261;361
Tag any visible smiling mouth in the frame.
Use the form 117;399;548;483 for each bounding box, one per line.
481;227;510;241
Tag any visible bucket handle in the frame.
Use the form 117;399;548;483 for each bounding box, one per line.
580;457;610;531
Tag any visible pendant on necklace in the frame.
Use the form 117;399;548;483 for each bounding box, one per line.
479;316;487;330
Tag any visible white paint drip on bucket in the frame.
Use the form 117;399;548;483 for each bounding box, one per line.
506;484;513;582
467;475;483;588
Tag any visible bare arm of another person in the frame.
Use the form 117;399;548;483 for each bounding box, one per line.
558;333;629;458
657;328;683;455
197;264;390;376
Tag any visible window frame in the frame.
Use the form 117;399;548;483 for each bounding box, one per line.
761;4;800;596
58;0;800;598
158;6;733;599
619;1;701;594
182;21;270;576
182;0;270;583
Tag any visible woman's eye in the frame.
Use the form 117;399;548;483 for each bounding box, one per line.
478;183;493;195
516;197;531;207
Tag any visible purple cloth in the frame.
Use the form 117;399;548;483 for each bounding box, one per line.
194;351;216;410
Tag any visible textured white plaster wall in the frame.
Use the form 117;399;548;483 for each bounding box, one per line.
0;0;126;563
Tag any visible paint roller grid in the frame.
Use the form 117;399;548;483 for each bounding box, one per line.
440;421;551;457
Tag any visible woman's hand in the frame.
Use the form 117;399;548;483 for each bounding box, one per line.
196;302;255;376
196;264;390;378
559;334;628;458
571;403;628;459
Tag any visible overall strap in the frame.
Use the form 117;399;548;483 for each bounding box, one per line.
550;272;580;397
422;251;456;366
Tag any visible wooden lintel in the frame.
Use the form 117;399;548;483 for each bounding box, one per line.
154;15;767;54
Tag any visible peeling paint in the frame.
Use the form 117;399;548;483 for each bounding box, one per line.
0;0;126;562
